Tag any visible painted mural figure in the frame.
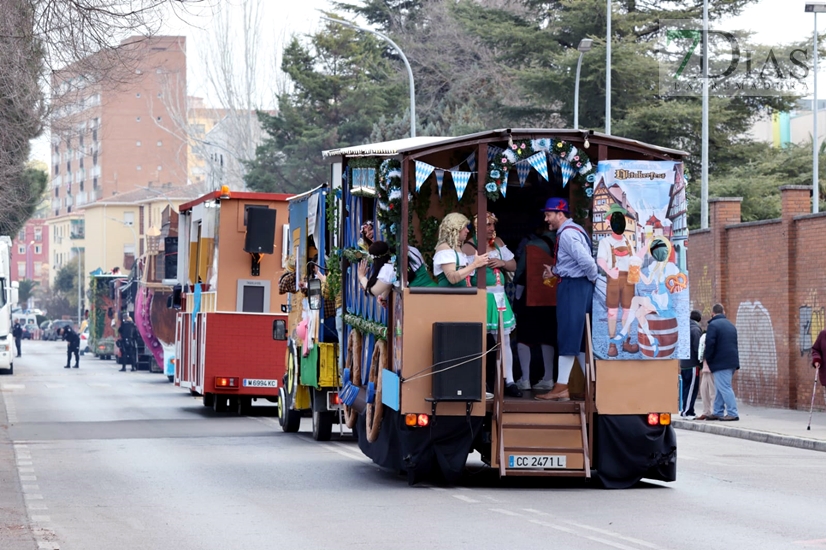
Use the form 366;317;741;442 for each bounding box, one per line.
596;203;645;357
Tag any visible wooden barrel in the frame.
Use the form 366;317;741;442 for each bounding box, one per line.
638;314;679;358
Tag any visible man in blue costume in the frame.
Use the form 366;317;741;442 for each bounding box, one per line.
535;198;598;401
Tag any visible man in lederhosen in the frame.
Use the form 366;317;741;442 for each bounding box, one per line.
536;198;598;402
596;204;642;357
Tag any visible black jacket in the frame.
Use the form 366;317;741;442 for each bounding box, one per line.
704;314;740;373
62;327;80;348
12;323;22;338
680;319;703;369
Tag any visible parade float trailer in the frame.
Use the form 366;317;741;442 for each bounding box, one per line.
317;129;688;487
0;236;18;375
173;188;291;413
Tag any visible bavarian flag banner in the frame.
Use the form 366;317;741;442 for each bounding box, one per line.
591;160;689;362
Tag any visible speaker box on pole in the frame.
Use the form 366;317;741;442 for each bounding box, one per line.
244;206;276;254
432;322;483;402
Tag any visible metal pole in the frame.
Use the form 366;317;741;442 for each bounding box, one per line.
701;0;710;229
815;13;820;214
575;52;584;130
605;0;612;135
76;247;82;326
321;16;416;138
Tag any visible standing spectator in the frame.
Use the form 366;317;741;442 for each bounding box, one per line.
118;316;138;372
812;328;826;387
60;326;80;369
703;303;739;421
679;310;703;419
12;321;22;357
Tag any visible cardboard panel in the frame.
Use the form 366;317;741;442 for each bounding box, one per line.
595;359;679;414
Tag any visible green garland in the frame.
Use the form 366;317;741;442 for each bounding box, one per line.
377;159;403;267
344;313;388;340
485;140;536;201
324;189;342;301
341;247;367;264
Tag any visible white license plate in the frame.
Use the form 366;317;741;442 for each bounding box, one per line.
242;379;278;388
508;454;567;469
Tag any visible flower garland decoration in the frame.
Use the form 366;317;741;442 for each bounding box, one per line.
485;140;536;201
341;247;367;264
344;313;388;340
377;158;403;270
324;189;343;301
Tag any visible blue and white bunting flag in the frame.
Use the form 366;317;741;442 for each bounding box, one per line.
450;170;472;201
559;157;575;187
526;152;549;182
414;161;435;192
435;169;445;197
487;145;505;162
515;159;531;187
465;152;476;172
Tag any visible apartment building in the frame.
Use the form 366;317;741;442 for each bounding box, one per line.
10;219;49;291
49;36;189;217
187;96;227;187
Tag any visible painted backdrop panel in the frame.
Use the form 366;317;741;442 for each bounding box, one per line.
591;160;689;361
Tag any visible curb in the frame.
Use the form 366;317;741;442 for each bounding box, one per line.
672;419;826;453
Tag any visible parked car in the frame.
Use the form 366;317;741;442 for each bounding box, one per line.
44;320;74;341
19;325;32;340
80;329;90;355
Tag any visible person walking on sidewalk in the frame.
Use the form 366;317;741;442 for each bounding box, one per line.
679;310;703;419
812;328;826;387
703;303;739;421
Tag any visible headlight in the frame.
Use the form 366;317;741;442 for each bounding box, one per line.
0;343;9;352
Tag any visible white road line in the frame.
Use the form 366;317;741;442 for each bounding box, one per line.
330;442;371;463
324;444;368;462
560;519;672;550
489;508;521;516
1;384;26;389
30;515;51;523
24;494;44;500
26;503;48;510
20;476;37;481
18;461;33;466
19;467;35;473
452;494;480;503
22;485;40;492
529;519;640;550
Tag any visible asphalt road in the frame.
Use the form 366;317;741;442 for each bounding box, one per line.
1;340;824;550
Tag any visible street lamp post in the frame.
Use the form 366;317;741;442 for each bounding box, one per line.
701;0;709;229
606;0;612;135
806;2;826;214
574;39;593;130
72;246;82;326
320;16;417;138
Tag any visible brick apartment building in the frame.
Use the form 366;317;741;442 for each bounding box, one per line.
688;186;826;411
49;36;189;216
9;219;49;292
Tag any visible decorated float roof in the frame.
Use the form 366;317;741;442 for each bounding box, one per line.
322;129;688;159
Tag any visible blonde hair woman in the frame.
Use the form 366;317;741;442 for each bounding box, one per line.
433;213;487;287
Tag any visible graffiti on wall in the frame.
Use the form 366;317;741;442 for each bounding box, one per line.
690;265;713;321
799;290;826;357
735;301;778;404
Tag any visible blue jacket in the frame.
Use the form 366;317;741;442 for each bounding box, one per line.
704;314;739;372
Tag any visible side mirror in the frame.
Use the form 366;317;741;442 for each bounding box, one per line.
272;319;287;341
281;304;288;313
10;281;19;306
308;278;322;311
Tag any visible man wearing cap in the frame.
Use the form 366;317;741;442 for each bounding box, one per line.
536;197;598;402
596;204;642;357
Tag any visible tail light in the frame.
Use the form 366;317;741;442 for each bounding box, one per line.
327;392;342;409
405;414;430;427
647;413;672;426
215;377;239;389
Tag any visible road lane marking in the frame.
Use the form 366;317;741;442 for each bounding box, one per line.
31;515;51;523
24;494;44;500
1;384;26;390
18;461;33;466
524;509;669;550
330;442;371;463
452;494;480;503
489;508;521;516
23;485;40;492
21;476;37;481
19;467;35;473
26;503;48;510
529;519;640;550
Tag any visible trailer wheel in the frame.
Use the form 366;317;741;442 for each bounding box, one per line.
203;392;214;407
343;329;362;429
312;410;334;441
366;340;386;443
278;388;300;433
213;395;230;413
167;375;174;383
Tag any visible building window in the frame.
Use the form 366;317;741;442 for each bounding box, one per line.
92;128;98;141
18;246;25;254
157;165;162;171
66;161;71;172
34;262;42;274
157;92;162;98
136;165;142;171
136;92;141;97
124;212;135;226
93;177;98;188
18;229;25;241
79;158;84;169
136;116;141;122
136;141;141;147
156;116;162;122
34;245;42;255
93;152;97;165
34;227;42;241
54;164;59;174
17;262;26;278
157;141;162;146
54;188;59;197
123;243;136;270
79;135;84;147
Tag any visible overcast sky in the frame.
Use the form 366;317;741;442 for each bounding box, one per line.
28;0;822;165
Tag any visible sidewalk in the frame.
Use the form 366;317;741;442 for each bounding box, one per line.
673;401;826;452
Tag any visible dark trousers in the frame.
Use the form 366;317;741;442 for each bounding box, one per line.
680;367;700;416
14;337;21;357
67;346;79;367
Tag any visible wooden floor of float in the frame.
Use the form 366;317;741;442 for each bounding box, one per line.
484;392;586;414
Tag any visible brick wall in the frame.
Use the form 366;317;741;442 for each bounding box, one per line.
688;187;826;410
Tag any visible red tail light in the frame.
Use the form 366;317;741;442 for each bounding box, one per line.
417;414;429;427
215;377;239;388
647;413;660;426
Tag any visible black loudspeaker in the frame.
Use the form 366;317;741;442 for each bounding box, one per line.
432;322;483;402
171;285;182;309
244;206;276;254
164;237;178;279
